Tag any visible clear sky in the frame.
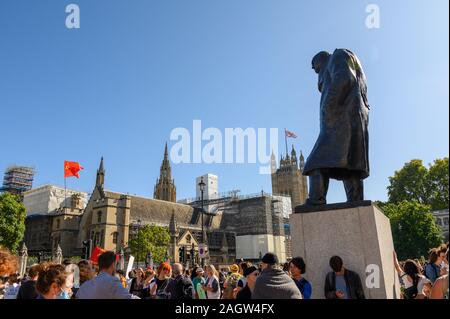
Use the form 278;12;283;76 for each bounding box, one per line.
0;0;448;203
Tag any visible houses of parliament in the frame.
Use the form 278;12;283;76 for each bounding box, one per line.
23;143;308;264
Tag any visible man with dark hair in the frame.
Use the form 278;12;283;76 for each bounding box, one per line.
425;248;445;283
252;253;302;299
289;257;312;299
324;256;365;299
76;251;138;299
16;264;41;299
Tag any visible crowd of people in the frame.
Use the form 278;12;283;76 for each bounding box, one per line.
0;243;448;299
394;243;449;299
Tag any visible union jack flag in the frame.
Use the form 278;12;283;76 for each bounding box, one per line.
285;129;297;138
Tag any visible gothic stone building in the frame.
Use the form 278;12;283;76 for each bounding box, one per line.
24;146;292;264
271;145;308;212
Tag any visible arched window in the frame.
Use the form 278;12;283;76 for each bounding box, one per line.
97;211;102;223
186;234;191;244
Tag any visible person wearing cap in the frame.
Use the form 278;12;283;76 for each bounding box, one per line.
252;253;302;299
222;264;243;299
192;267;206;299
236;266;259;300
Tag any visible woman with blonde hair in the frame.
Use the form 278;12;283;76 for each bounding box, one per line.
202;264;221;299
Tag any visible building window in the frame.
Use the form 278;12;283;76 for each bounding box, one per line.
97;211;102;223
444;217;449;226
437;218;442;226
56;219;60;229
186;234;191;244
113;232;118;244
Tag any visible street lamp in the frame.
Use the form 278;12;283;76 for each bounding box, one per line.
137;219;142;268
198;177;206;267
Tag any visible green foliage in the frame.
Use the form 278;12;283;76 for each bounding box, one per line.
129;225;170;264
0;193;26;252
383;201;443;260
387;158;449;210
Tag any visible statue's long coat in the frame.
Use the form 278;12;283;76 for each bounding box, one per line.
303;49;370;180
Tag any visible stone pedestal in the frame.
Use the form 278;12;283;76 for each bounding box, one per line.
290;202;401;299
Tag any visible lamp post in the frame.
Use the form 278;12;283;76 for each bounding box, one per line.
198;177;206;267
137;219;142;268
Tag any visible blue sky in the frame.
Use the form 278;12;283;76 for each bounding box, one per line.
0;0;448;203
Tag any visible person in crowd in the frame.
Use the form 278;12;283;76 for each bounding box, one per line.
324;255;365;299
116;269;127;288
289;257;312;299
129;267;144;297
76;251;139;299
16;263;41;299
394;251;431;299
218;268;226;292
425;248;445;283
222;263;242;299
35;263;69;299
126;270;135;291
252;253;302;299
439;244;449;274
141;268;156;299
190;264;200;282
78;259;95;286
154;262;172;299
202;264;221;299
235;262;249;297
166;263;194;299
3;273;20;299
236;266;258;300
192;267;206;299
282;262;290;274
430;249;449;299
0;246;18;278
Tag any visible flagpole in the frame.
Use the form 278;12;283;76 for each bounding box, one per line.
284;128;288;156
64;176;67;209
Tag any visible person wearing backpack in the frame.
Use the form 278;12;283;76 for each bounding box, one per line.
289;257;312;299
394;252;431;299
166;263;194;299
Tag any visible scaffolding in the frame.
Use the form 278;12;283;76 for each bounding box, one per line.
1;165;35;196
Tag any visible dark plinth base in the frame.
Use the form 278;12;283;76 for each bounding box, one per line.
294;200;372;214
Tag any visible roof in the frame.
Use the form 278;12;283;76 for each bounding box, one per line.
103;190;222;229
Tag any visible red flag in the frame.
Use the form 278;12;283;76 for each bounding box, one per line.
64;161;83;178
285;129;297;138
90;246;106;264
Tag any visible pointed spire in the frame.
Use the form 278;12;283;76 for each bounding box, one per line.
99;156;104;172
291;144;297;158
96;157;105;189
169;212;178;236
164;142;169;160
299;151;305;171
220;232;228;253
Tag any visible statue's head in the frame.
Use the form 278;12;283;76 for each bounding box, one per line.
311;51;331;74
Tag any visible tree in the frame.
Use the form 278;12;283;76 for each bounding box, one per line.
387;158;449;210
382;201;443;260
0;193;26;252
427;158;449;210
129;225;170;265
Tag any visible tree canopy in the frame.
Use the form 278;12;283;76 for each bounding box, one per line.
0;193;26;252
387;157;449;210
128;224;170;265
382;201;443;260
